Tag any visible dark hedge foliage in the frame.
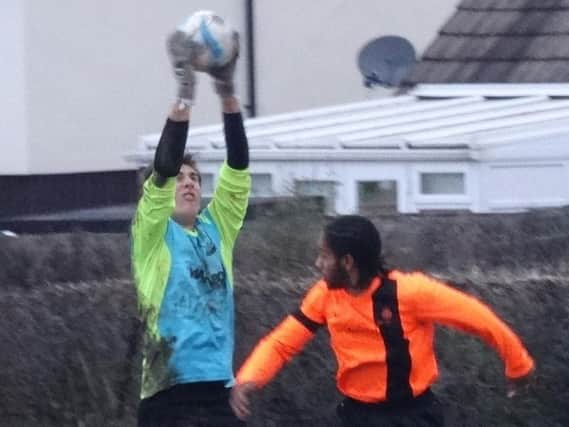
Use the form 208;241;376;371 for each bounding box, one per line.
1;206;568;426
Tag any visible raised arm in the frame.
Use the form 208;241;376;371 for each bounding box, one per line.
131;32;196;290
221;96;249;170
131;104;190;257
153;105;191;186
409;273;535;380
205;39;251;269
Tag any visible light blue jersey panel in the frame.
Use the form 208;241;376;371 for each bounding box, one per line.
157;209;235;385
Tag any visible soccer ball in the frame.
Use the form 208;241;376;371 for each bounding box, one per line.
177;10;238;71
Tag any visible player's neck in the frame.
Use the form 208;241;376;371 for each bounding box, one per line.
172;213;196;230
345;271;369;295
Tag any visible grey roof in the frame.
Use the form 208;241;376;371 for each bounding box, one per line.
405;0;569;84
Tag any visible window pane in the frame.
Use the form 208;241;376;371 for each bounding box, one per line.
251;174;273;196
420;173;464;195
200;173;215;196
358;180;397;214
294;180;336;213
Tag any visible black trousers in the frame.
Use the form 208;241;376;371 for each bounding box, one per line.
337;389;445;427
137;382;246;427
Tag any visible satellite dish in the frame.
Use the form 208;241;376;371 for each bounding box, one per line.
357;35;416;88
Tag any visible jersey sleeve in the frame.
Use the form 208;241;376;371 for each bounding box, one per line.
236;282;328;387
131;177;175;282
207;162;251;251
299;280;328;325
407;272;535;379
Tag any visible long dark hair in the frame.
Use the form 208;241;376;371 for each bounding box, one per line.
323;215;386;288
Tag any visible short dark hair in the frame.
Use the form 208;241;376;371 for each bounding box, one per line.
323;215;385;285
140;153;201;184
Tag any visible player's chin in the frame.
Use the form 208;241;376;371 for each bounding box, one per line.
176;200;199;215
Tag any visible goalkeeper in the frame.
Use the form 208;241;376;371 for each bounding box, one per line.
132;26;250;427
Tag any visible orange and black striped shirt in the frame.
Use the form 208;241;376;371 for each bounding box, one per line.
237;270;534;403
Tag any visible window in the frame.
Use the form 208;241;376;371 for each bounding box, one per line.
358;180;398;214
294;180;336;214
251;173;273;197
200;173;215;196
420;173;465;195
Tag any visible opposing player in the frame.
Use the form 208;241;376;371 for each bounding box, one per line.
231;215;534;426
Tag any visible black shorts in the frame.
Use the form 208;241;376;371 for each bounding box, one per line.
337;388;445;427
137;381;246;427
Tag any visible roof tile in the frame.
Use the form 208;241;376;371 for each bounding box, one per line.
406;0;569;83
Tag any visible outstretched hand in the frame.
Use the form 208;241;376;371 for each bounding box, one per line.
230;381;257;421
208;31;240;98
166;31;199;105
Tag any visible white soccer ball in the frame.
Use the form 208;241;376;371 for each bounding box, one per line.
177;10;238;71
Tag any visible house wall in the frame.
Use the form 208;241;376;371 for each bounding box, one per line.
0;170;138;218
480;162;567;212
161;145;569;214
267;159;410;214
0;0;28;174
254;0;458;115
194;157;477;214
477;134;569;212
23;0;244;174
3;0;459;176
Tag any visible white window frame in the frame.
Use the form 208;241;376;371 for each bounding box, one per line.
413;165;471;204
199;173;215;197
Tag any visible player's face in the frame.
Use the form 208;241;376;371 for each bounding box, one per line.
315;234;350;289
174;164;202;220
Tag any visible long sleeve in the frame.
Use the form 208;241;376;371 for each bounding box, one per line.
236;315;316;387
153;118;189;178
205;165;251;285
131;117;187;314
132;178;175;256
132;118;187;264
203;113;251;284
223;112;249;170
409;273;534;379
237;282;327;387
131;178;175;312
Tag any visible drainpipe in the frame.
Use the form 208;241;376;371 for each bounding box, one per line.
244;0;257;117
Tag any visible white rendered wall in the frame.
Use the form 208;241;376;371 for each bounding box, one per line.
480;162;568;212
254;0;459;115
8;0;458;174
24;0;245;174
477;134;569;212
0;0;28;174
